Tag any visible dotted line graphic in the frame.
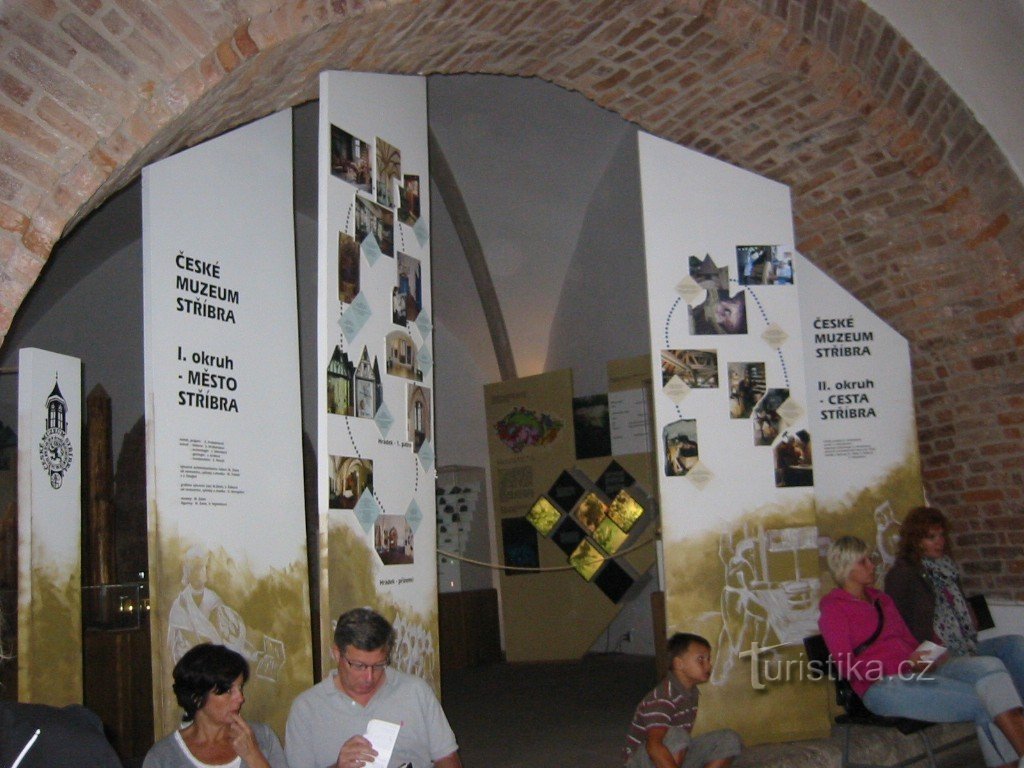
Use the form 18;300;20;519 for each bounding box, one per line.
742;282;769;326
660;269;797;435
664;296;681;347
777;348;790;388
741;285;790;387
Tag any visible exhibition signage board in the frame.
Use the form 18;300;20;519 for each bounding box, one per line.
142;110;311;736
638;131;922;743
483;367;657;661
799;257;924;560
17;347;82;704
317;72;441;687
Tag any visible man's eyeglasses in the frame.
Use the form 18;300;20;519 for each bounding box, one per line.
343;656;388;672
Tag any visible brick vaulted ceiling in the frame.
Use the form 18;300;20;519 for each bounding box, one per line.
0;0;1021;591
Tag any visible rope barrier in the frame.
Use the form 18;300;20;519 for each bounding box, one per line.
436;534;658;573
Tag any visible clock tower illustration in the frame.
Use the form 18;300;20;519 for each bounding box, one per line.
38;373;74;489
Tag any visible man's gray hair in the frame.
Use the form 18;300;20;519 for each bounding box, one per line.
333;607;394;654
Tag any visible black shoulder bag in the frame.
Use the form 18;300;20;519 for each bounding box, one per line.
836;599;884;716
853;599;885;656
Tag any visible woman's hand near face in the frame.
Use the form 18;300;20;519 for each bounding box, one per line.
228;713;270;768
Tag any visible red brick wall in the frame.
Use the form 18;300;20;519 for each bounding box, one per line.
0;0;1021;593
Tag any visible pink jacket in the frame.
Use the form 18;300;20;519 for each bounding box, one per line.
818;585;919;697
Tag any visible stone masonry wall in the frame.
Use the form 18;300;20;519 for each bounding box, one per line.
0;0;1021;592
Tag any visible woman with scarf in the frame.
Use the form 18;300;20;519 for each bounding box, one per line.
885;505;1024;696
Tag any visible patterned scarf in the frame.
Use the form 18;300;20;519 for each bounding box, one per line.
921;555;977;656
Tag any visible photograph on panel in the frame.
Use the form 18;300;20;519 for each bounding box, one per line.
661;349;719;389
752;388;789;446
338;231;360;305
573;491;609;535
355;194;395;257
328;455;374;510
773;429;813;488
353;347;383;418
773;248;794;284
330;125;372;193
569;539;605;581
407;382;431;453
728;361;766;419
375;137;400;209
663;417;699;477
689;289;748;335
326;345;356;416
374;514;414;566
398;174;420;226
737;244;795;286
572;394;612;460
502;517;540;574
395;251;423;325
386;329;422;382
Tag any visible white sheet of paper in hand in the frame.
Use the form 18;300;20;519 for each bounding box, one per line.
364;718;401;768
915;640;946;662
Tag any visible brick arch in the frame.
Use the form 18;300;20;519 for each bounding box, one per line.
1;0;1021;589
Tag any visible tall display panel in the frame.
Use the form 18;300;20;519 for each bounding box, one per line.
17;347;82;704
639;132;922;743
142;110;311;735
317;73;439;687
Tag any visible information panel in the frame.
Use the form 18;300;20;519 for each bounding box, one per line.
17;347;82;705
143;110;311;735
317;72;440;688
639;131;921;743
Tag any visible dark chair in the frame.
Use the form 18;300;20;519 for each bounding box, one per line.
968;593;995;631
803;634;973;768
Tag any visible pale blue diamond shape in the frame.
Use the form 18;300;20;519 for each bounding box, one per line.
353;492;381;534
406;499;423;534
418;440;435;473
417;345;433;378
413;217;429;248
415;308;432;341
341;293;371;340
375;402;394;437
362;233;383;266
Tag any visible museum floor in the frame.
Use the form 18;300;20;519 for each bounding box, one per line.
441;652;654;768
440;653;988;768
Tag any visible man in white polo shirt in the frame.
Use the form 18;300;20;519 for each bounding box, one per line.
285;607;461;768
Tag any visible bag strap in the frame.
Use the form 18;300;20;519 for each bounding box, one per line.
852;599;884;656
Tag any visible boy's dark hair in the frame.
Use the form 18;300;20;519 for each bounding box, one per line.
667;632;711;659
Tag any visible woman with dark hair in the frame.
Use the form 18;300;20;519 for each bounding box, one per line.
143;643;286;768
885;506;1024;694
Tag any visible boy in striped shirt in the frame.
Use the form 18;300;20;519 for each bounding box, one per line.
622;632;742;768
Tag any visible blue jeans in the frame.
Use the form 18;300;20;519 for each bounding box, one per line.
863;654;1021;767
979;634;1024;700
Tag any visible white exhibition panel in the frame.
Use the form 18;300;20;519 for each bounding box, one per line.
799;254;920;511
638;130;922;743
17;347;82;704
317;72;438;682
639;132;810;539
142;110;310;734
